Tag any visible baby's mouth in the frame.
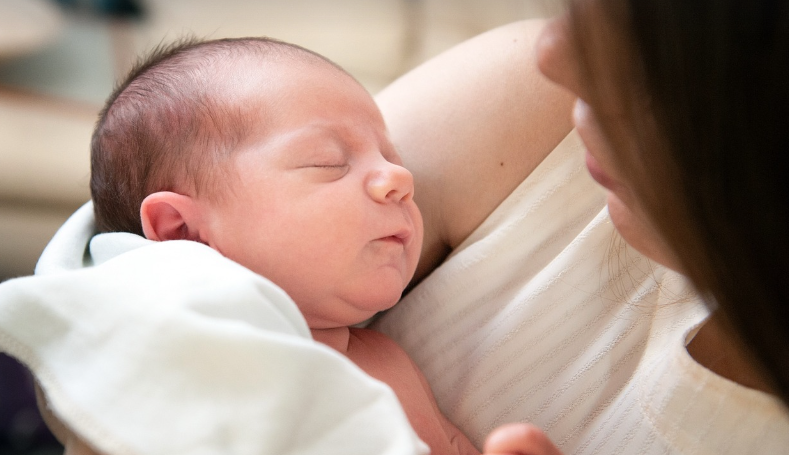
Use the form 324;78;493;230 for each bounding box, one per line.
379;229;411;246
379;235;405;245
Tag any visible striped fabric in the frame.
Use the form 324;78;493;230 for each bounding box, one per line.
373;130;789;454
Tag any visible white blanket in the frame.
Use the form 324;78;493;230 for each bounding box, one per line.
0;203;428;455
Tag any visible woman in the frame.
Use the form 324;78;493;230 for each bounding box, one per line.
548;0;789;401
374;1;789;454
486;0;788;452
537;0;789;398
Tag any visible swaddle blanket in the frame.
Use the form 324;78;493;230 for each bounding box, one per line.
0;203;428;455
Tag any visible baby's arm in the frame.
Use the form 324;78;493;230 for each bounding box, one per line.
343;329;562;455
346;328;479;455
409;353;480;455
376;19;575;285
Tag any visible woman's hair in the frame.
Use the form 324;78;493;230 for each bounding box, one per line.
90;36;347;235
568;0;789;401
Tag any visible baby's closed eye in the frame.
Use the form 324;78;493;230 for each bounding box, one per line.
309;163;348;169
297;162;350;180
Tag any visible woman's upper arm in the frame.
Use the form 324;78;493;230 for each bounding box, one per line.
376;19;575;283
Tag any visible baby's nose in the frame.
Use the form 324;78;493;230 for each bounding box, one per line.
367;161;414;203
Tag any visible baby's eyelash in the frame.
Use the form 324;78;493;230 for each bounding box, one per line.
312;164;348;169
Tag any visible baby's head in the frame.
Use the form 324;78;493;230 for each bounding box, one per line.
91;37;423;328
92;37;341;235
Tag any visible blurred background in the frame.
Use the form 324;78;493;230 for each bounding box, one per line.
0;0;562;453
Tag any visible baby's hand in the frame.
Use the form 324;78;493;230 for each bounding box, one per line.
482;423;563;455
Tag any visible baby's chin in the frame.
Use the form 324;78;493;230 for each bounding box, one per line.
351;296;401;325
312;294;402;329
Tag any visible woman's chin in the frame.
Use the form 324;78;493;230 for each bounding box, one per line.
606;193;681;272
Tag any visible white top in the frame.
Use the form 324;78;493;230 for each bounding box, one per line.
373;130;789;454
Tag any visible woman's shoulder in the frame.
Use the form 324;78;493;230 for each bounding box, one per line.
377;20;576;284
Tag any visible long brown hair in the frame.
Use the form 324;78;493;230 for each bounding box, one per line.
569;0;789;401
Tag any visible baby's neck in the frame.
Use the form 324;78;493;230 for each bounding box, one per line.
311;326;351;354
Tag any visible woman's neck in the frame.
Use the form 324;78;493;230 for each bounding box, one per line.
686;314;774;394
311;326;351;354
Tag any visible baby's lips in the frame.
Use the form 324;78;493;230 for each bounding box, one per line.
376;227;411;246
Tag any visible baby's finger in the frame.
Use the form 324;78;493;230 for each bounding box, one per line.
483;423;563;455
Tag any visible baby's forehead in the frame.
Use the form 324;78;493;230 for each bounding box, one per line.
223;60;366;124
199;46;377;155
213;53;351;110
228;47;341;80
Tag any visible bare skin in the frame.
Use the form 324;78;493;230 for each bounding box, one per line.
314;327;480;455
686;315;774;395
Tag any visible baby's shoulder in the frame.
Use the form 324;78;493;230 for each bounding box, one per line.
348;327;405;351
346;327;416;369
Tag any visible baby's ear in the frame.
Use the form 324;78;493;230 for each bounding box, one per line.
140;192;206;242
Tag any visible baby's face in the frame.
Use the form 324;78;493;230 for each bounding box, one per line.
204;58;423;329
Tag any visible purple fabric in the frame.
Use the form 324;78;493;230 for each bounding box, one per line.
0;353;62;453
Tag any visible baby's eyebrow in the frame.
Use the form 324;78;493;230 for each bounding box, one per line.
263;125;334;152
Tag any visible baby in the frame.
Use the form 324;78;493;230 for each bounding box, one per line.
90;37;478;455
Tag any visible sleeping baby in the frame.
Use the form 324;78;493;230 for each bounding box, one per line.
88;36;479;455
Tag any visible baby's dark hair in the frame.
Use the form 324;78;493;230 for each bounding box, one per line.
91;36;347;235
